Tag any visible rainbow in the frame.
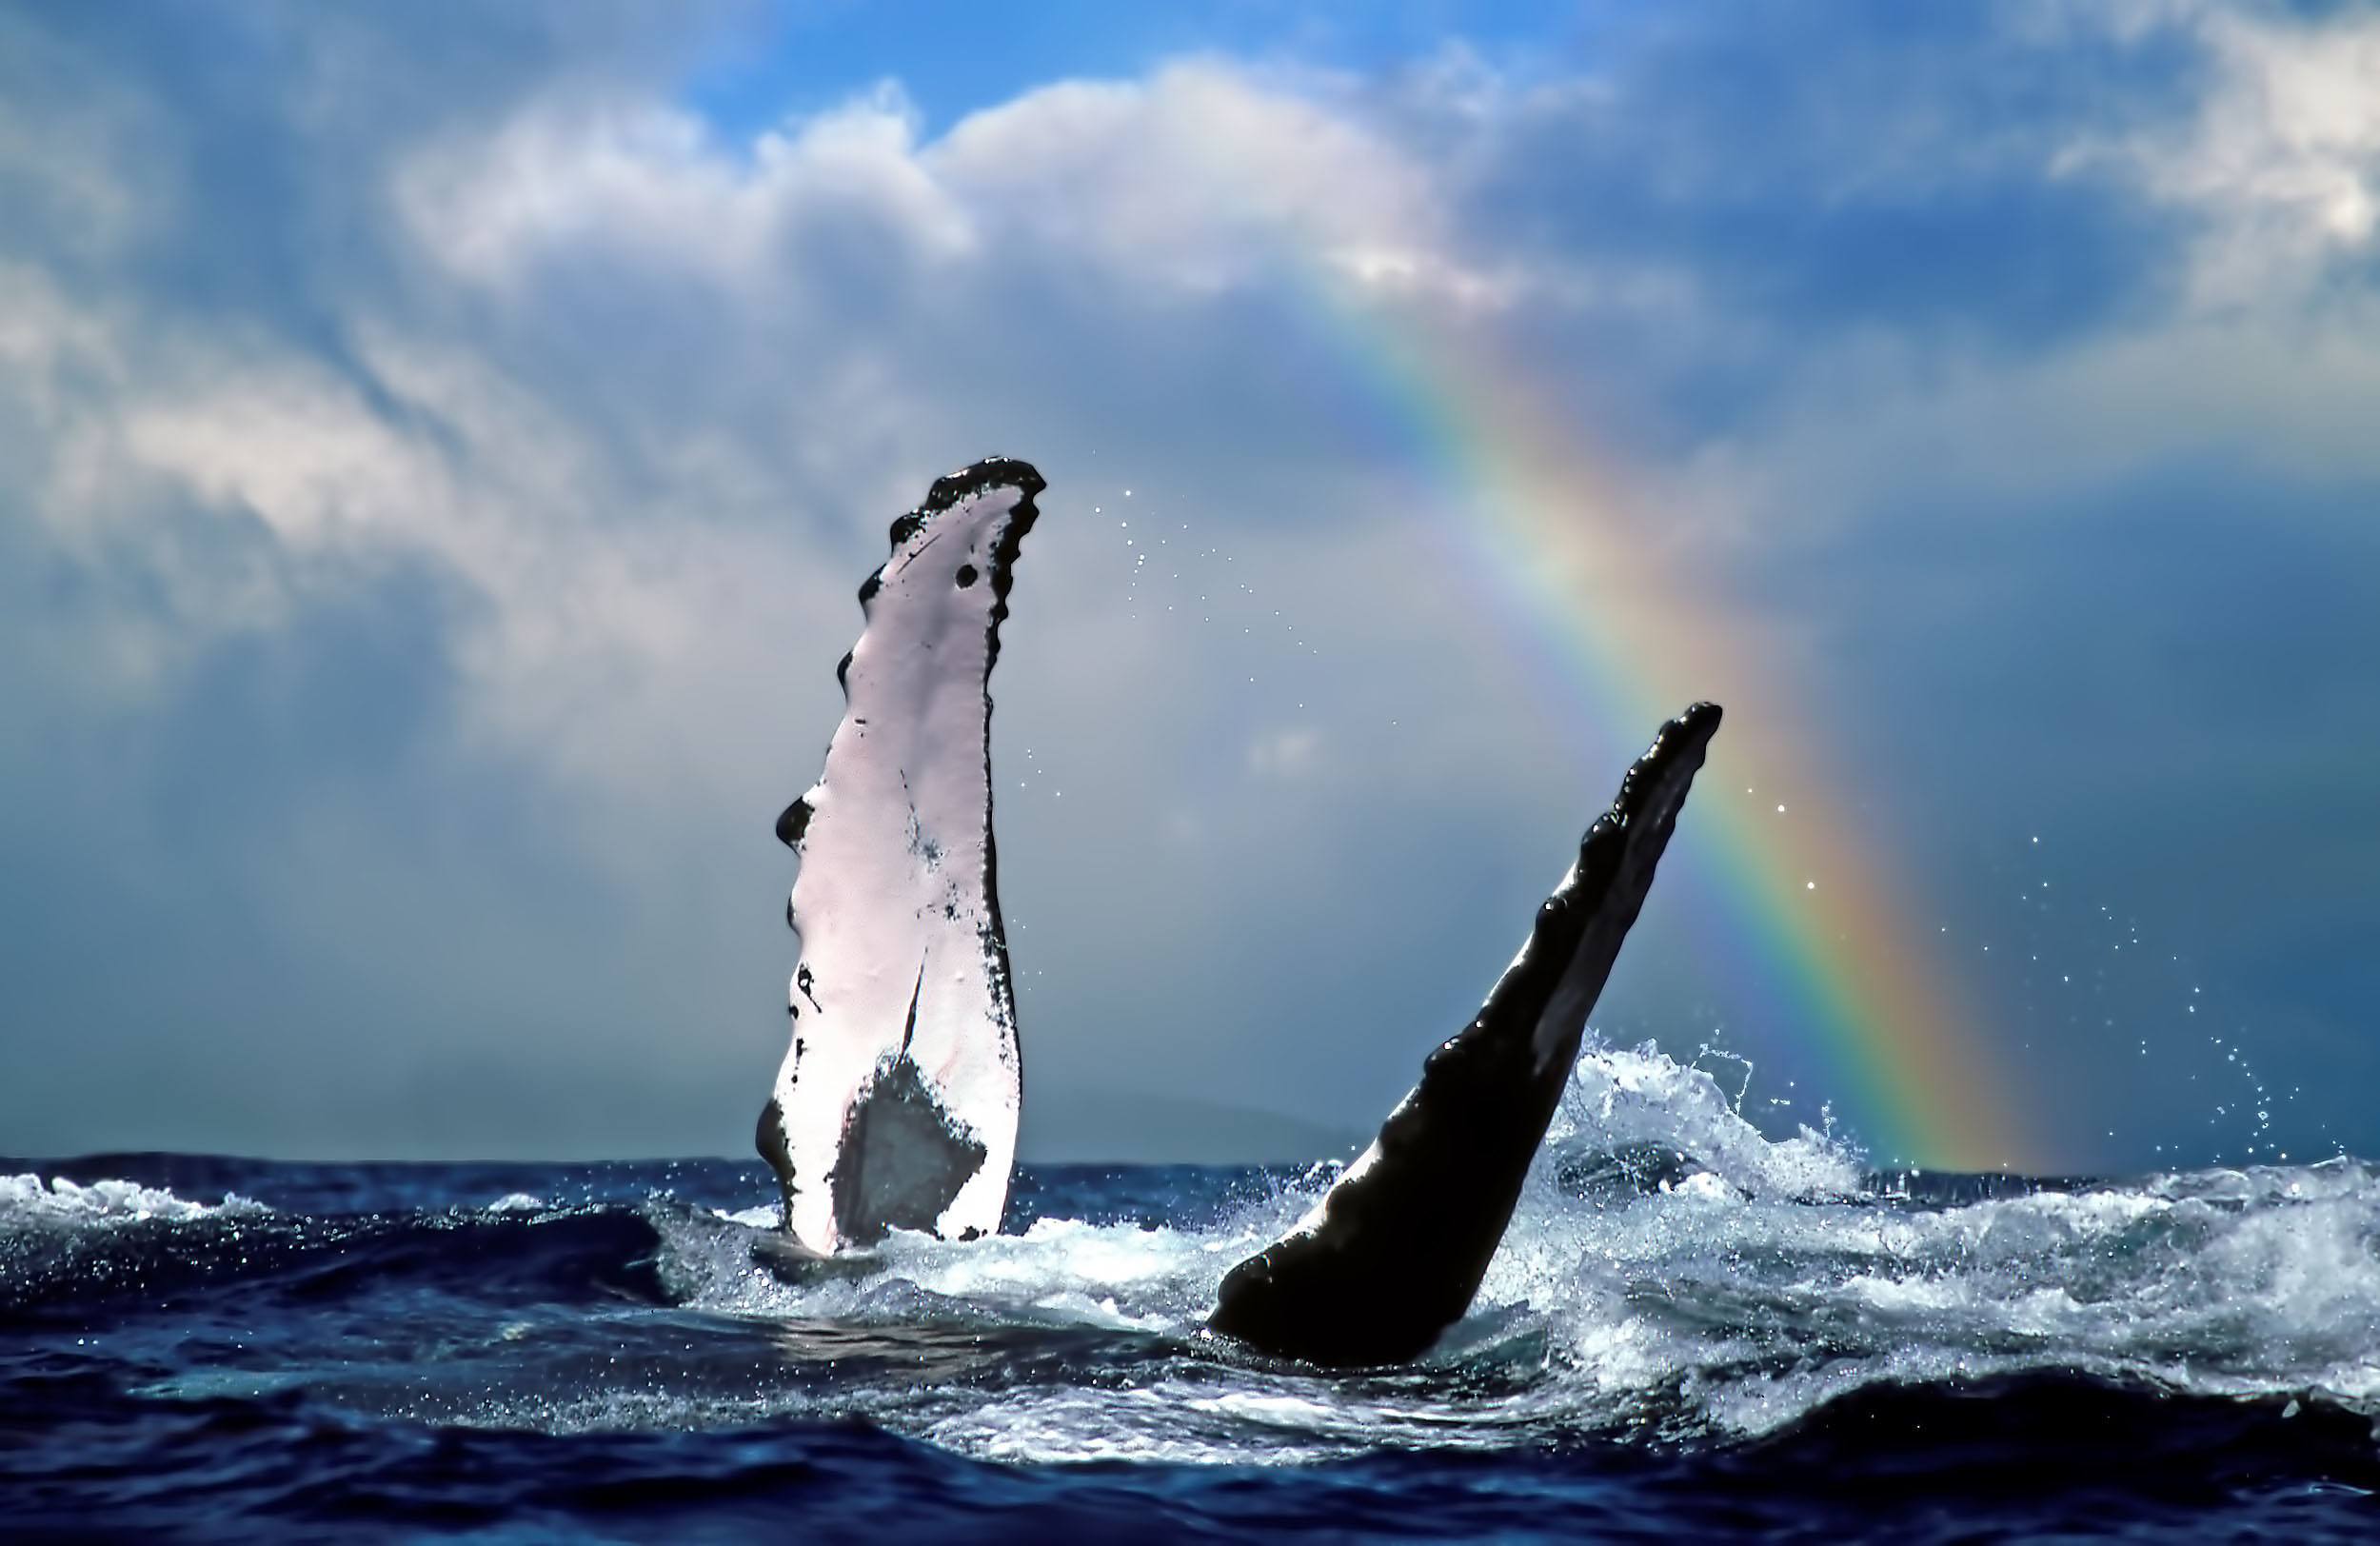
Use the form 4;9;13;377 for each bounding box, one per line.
1302;285;2043;1174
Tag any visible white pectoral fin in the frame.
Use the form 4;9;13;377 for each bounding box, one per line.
760;459;1043;1255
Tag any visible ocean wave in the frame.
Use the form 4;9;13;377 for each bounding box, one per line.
0;1191;667;1325
0;1171;266;1229
432;1041;2353;1464
10;1040;2380;1473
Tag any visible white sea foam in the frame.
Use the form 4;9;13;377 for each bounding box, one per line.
611;1038;2380;1462
0;1173;264;1228
1541;1037;1867;1199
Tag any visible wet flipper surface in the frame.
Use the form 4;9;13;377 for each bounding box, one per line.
759;459;1042;1256
832;1057;991;1248
1211;703;1722;1366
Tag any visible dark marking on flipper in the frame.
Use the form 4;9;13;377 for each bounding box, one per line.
1209;703;1722;1367
895;528;947;577
828;1058;989;1247
756;1095;798;1231
900;960;925;1053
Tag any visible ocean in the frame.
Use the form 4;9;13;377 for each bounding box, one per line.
6;1043;2376;1542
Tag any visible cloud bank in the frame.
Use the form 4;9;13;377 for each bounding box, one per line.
1;1;2373;1167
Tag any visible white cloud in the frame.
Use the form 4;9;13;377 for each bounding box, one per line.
7;15;2370;833
0;271;845;816
394;60;1503;308
1656;295;2380;554
13;18;2376;821
397;83;976;292
2060;2;2380;304
5;7;2377;1162
931;61;1448;293
0;262;123;422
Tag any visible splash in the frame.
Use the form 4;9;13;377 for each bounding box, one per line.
0;1173;263;1228
602;1041;2379;1461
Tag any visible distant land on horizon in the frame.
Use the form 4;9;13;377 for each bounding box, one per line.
5;1088;1370;1172
1021;1085;1369;1167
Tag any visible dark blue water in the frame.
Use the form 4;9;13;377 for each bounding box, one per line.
10;1053;2380;1541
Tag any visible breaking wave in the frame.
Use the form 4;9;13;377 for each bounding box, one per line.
9;1041;2378;1537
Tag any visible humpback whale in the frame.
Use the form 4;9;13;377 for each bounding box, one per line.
763;456;1719;1364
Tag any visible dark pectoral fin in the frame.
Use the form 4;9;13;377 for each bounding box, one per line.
1209;703;1721;1367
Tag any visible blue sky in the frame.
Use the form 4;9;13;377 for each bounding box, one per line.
2;0;2374;1170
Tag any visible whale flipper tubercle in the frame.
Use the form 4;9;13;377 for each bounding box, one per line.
1208;703;1722;1367
759;459;1042;1256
